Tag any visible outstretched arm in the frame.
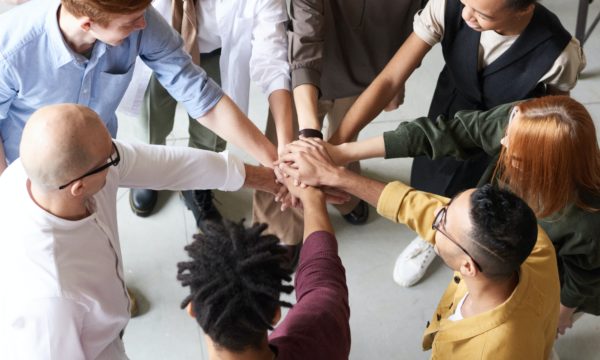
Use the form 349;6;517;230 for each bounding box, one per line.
329;33;432;144
288;0;326;131
197;95;277;167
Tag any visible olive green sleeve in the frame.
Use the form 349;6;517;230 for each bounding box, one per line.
383;102;517;160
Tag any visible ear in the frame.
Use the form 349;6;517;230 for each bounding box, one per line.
271;306;281;326
69;180;86;197
519;4;535;16
186;302;196;318
458;257;478;278
78;16;93;32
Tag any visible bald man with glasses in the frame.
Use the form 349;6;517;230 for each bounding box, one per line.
0;104;281;359
276;138;561;359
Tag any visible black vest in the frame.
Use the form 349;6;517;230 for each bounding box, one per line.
428;0;572;119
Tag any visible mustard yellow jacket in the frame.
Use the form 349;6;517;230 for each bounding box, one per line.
377;181;560;359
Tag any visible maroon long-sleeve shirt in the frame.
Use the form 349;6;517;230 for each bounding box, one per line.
269;231;351;359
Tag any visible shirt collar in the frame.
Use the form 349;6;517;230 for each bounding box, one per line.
44;2;108;68
430;266;532;342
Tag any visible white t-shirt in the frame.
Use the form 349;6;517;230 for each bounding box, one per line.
0;141;245;359
413;0;586;91
448;293;468;322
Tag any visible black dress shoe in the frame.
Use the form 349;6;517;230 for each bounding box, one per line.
181;190;223;231
129;189;158;217
342;200;369;225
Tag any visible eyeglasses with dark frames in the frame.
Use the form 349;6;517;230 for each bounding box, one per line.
58;142;120;190
432;206;483;272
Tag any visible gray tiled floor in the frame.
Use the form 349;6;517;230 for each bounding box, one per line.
3;0;600;359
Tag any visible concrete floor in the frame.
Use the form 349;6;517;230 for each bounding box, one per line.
2;0;599;359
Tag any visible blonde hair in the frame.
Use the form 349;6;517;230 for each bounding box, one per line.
495;96;600;217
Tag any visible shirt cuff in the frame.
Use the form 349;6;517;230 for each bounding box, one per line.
291;67;321;91
560;286;585;309
413;23;440;47
383;124;413;159
186;77;224;119
217;151;246;192
377;181;414;223
265;76;291;96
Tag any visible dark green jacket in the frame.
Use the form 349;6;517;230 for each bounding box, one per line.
384;102;600;315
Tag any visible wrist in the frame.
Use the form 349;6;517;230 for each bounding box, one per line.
299;128;323;139
300;188;326;208
322;165;348;188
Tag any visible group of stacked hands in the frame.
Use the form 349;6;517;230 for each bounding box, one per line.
0;0;597;359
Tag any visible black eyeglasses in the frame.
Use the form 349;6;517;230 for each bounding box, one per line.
432;206;483;272
58;142;120;190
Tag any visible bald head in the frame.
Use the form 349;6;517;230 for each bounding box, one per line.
20;104;111;190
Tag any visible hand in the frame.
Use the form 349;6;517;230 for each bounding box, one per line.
275;138;341;188
281;138;346;166
557;304;576;337
275;167;322;208
383;84;405;112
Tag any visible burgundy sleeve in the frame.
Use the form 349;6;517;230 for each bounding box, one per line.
269;231;351;360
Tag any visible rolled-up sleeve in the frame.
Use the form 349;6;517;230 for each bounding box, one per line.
115;141;245;192
539;38;587;92
412;0;446;46
138;7;223;119
377;181;448;245
288;0;325;90
250;0;291;96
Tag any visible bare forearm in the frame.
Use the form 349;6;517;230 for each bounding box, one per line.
301;190;333;240
268;89;294;149
243;165;278;194
0;141;7;175
332;33;431;143
198;95;277;166
324;167;385;208
293;84;321;130
336;136;386;164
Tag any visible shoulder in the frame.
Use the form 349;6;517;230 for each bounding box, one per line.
0;0;52;64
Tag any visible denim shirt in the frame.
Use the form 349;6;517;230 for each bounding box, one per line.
0;0;223;163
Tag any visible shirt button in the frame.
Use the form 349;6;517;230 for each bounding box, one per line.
454;276;461;284
437;313;441;321
426;321;430;328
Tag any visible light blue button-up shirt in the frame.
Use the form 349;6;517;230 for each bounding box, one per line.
0;0;223;163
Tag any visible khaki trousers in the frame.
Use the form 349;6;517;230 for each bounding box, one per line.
253;95;361;245
136;50;225;151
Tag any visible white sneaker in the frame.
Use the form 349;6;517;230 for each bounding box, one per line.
393;236;436;287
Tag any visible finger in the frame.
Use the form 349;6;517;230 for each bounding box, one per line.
322;186;352;201
324;194;350;205
274;185;288;202
278;162;301;179
302;137;324;147
278;152;302;164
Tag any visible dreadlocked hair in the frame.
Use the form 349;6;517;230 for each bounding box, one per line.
177;219;294;352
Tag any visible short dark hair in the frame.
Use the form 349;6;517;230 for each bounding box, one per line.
504;0;537;11
177;220;293;351
467;184;538;279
